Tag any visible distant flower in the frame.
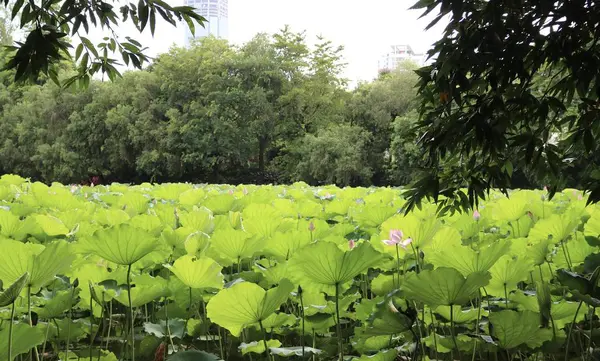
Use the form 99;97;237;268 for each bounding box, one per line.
348;239;356;249
544;185;548;192
228;189;234;195
527;211;534;220
243;188;248;195
308;221;315;232
70;185;78;194
578;195;583;201
473;209;481;221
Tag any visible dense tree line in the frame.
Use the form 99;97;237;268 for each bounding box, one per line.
0;28;421;186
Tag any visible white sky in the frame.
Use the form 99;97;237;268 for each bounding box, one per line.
91;0;445;84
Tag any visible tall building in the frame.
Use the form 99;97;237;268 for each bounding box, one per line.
184;0;229;46
377;45;424;73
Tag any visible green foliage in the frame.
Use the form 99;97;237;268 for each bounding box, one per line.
405;0;600;212
0;178;597;360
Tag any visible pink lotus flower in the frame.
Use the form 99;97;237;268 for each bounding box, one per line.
473;209;481;221
348;239;356;249
308;221;315;232
383;229;412;249
243;188;248;195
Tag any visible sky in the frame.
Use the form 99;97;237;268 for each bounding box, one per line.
92;0;445;84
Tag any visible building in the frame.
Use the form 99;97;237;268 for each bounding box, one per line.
377;45;424;73
184;0;229;46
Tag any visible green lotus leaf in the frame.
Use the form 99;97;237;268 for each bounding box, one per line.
129;214;163;235
350;203;397;228
118;192;149;215
34;214;70;236
79;224;156;265
242;204;282;239
300;292;360;316
178;208;214;234
206;279;294;336
187;318;203;337
371;274;396;296
490;196;527;222
239;340;282;355
143;318;186;339
264;230;311;261
184;231;211;256
115;285;168;308
36;289;78;318
0;272;28;307
380;213;440;249
166;350;220;361
303;313;335;331
0;323;45;360
554;234;597;268
487;256;532;297
287;241;382;293
529;214;579;244
253;312;297;330
402;267;490;307
435;305;487;323
202;193;237;215
270;347;323;357
355;349;398;361
0;239;74;291
364;298;413;336
429;240;511;276
556;269;600;306
161;227;191;249
423;333;478;353
490;310;553;349
165;255;224;290
43;318;97;342
210;229;262;263
510;238;551;266
93;208;130;226
0;209;24;239
179;188;206;206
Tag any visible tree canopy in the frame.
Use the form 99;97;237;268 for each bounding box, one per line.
405;0;600;213
1;0;203;85
0;30;423;187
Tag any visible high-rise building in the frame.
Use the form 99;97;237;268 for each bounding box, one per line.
377;45;424;73
184;0;229;46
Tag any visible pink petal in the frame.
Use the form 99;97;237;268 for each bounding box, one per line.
382;239;397;246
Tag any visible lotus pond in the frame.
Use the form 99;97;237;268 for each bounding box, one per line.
1;174;600;361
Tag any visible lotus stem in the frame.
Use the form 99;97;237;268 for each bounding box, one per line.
164;297;176;352
589;306;596;358
298;286;305;358
450;304;461;360
334;282;343;361
561;242;573;271
28;286;40;361
89;293;94;361
503;284;509;308
471;293;482;361
566;301;584;361
127;263;135;361
412;301;426;358
218;327;225;360
105;300;113;350
395;244;402;288
429;308;439;361
312;329;316;361
258;319;272;361
182;286;193;349
42;320;51;360
8;302;15;361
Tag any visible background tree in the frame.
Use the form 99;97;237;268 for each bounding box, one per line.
405;0;600;212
